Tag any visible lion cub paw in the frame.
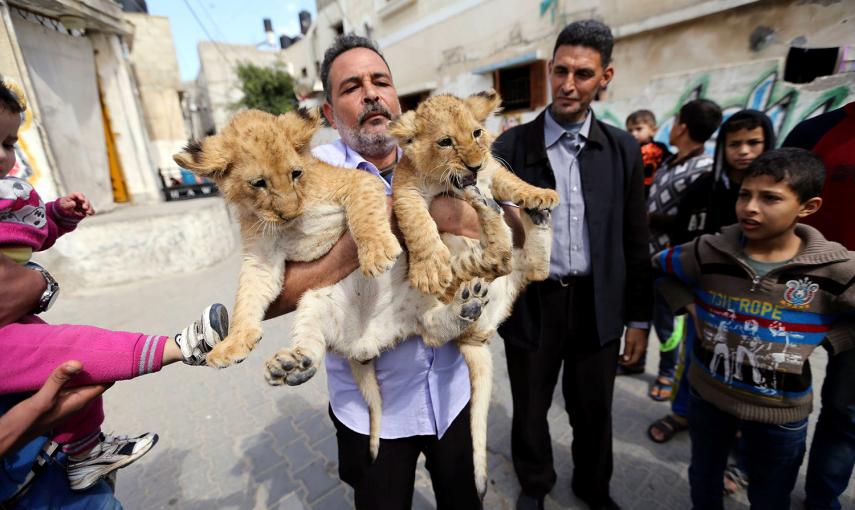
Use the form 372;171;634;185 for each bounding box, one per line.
358;234;403;277
520;189;560;210
409;247;453;296
206;329;261;368
265;347;317;386
455;278;490;323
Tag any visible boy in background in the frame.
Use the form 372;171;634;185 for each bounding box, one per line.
626;109;671;195
655;148;855;509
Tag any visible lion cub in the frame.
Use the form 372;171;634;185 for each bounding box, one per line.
388;90;559;498
174;108;492;460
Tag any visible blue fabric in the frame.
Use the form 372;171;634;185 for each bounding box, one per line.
688;389;807;510
0;394;121;509
11;451;122;510
543;107;592;277
805;347;855;510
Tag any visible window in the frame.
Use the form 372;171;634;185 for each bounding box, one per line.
492;60;547;112
784;47;841;84
399;90;430;113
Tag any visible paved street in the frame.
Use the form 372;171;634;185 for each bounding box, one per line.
45;248;854;509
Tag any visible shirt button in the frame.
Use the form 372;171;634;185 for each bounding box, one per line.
572;216;578;221
573;244;579;251
572;186;578;192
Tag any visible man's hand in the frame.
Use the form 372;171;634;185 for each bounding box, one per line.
57;192;95;219
620;327;649;366
0;361;110;458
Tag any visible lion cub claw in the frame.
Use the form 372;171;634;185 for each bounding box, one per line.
265;347;317;386
206;329;261;368
358;234;402;277
408;247;453;296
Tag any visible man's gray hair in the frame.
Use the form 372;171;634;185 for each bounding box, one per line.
320;34;390;102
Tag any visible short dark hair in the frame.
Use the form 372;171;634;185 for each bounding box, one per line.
722;115;764;135
0;81;24;115
677;99;722;143
320;33;389;103
626;109;656;127
744;148;826;202
553;19;614;67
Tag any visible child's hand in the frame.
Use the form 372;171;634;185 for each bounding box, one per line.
58;192;95;218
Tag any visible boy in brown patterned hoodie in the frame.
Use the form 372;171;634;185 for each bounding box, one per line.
654;148;855;509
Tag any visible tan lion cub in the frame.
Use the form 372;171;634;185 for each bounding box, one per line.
388;90;559;498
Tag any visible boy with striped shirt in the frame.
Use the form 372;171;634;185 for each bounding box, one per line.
654;148;855;509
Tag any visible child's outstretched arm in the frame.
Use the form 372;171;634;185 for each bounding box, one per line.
652;238;703;314
43;192;94;250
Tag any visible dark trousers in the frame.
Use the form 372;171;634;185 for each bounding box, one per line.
688;390;808;510
805;347;855;510
329;404;482;510
505;277;619;503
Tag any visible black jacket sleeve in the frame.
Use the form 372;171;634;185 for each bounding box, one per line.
621;137;654;324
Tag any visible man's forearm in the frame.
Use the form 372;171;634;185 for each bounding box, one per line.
0;254;45;327
264;233;360;319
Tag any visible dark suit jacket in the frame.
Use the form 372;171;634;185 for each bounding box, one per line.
494;109;652;349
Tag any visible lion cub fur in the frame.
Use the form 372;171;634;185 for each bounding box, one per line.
388;90;559;498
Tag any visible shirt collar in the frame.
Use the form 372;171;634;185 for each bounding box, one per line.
543;106;592;149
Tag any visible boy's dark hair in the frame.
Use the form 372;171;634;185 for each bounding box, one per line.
677;99;722;143
0;81;23;115
745;148;825;202
553;19;613;67
320;33;389;103
626;109;656;127
722;114;764;135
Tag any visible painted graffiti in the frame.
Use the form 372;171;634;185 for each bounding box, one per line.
592;60;854;149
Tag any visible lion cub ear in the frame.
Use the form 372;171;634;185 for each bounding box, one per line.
173;136;231;180
465;89;502;123
281;107;322;153
388;111;417;146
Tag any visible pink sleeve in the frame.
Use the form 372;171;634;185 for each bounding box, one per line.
41;200;82;250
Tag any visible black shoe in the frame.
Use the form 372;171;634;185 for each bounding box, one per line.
516;493;545;510
578;494;621;510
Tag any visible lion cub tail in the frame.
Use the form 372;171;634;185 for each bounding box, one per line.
459;342;493;499
349;360;383;461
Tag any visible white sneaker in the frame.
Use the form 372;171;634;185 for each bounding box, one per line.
67;432;158;491
175;304;229;365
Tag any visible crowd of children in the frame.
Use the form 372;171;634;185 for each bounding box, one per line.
620;100;855;510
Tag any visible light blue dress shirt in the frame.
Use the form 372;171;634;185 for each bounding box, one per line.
311;139;471;439
543;108;593;278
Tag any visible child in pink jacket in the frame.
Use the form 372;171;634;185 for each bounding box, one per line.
0;80;229;491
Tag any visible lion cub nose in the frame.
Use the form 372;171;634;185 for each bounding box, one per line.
464;163;481;173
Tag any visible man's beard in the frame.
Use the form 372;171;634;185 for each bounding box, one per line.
336;102;398;159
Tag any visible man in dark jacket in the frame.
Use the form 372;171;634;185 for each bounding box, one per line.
493;19;652;510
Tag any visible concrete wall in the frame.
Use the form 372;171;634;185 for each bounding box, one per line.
33;198;237;290
124;13;187;178
196;41;291;133
592;59;854;149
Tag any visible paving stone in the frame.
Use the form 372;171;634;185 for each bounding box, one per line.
293;458;341;503
310;484;351;510
311;433;339;462
278;435;319;472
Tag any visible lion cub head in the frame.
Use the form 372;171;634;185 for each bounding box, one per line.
389;90;502;190
173;108;322;225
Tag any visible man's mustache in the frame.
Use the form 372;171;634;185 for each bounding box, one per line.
358;102;392;124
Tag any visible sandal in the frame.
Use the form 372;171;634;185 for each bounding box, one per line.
723;464;749;496
649;377;674;401
647;414;688;443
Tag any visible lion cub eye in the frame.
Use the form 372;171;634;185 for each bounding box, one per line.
250;178;267;188
437;137;453;147
291;169;303;180
473;129;483;139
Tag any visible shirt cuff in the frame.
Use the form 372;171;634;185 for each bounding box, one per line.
626;321;650;330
